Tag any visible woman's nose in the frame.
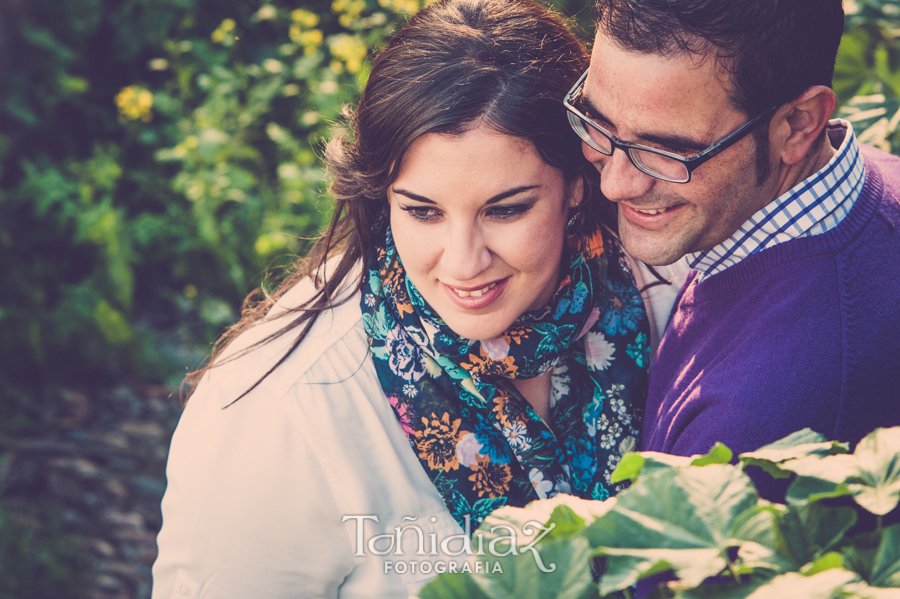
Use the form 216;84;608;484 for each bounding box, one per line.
440;223;491;282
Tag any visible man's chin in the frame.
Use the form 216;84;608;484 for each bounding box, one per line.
618;224;689;266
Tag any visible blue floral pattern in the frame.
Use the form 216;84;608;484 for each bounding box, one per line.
361;227;650;530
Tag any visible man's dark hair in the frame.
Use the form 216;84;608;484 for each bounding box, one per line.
593;0;845;182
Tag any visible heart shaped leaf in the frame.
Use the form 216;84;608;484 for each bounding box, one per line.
738;429;849;479
585;465;761;594
774;503;858;567
781;428;900;515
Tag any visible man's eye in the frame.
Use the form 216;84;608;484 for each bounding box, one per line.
659;146;700;159
578;103;614;131
400;205;442;221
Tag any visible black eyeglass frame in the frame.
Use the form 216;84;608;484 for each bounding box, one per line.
563;69;779;184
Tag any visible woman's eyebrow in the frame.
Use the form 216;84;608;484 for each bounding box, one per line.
581;95;709;152
392;185;541;205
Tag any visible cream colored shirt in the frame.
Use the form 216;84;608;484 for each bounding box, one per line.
151;257;686;599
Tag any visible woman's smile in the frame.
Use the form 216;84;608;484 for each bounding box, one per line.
442;277;510;309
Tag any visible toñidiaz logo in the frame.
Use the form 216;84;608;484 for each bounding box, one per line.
342;514;559;575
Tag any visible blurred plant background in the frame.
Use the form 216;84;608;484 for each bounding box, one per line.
0;0;896;596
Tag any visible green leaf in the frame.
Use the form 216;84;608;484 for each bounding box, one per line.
419;536;600;599
612;446;733;485
739;429;849;479
585;465;760;594
678;569;860;599
418;571;492;599
846;428;900;516
840;580;900;599
93;300;134;345
843;526;900;591
421;496;612;599
611;453;646;484
543;505;587;542
599;547;725;590
867;525;900;588
633;452;695;474
673;572;777;599
730;506;795;573
838;89;900;155
800;552;845;576
691;443;733;467
482;495;613;538
834;28;873;105
786;473;854;506
775;503;858;567
781;428;900;515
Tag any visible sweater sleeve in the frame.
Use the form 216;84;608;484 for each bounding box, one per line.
151;374;357;599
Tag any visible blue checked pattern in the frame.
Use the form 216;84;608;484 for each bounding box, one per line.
688;120;865;280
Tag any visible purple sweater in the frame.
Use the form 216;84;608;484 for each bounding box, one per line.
642;144;900;501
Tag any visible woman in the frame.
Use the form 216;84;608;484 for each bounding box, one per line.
151;0;677;597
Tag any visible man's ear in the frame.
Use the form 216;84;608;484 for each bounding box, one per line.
774;85;838;165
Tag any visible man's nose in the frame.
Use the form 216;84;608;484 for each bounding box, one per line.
583;142;656;203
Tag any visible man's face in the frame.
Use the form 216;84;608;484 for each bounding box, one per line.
581;32;779;265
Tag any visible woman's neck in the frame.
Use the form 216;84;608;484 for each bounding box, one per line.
511;370;553;423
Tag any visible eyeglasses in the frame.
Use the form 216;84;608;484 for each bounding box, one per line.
563;69;779;184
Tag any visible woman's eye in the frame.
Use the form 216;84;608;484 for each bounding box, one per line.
400;205;442;221
487;204;532;221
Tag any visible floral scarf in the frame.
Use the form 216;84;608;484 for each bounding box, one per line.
360;226;650;531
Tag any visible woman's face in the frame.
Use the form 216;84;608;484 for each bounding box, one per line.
388;126;581;341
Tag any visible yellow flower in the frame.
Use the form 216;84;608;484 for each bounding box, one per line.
255;5;276;20
328;34;367;74
332;0;366;28
288;11;323;55
378;0;434;14
115;86;153;122
211;18;236;45
291;9;319;28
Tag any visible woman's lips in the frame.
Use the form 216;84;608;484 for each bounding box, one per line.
442;277;510;310
621;202;686;229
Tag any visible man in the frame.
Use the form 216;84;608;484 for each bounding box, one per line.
564;0;900;500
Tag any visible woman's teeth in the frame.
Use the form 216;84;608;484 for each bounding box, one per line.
634;207;671;215
453;282;498;298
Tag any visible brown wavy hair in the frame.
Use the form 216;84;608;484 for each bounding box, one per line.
182;0;611;404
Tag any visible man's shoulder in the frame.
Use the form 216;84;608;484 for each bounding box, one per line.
860;143;900;204
859;141;900;167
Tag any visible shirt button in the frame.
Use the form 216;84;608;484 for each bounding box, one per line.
179;585;191;596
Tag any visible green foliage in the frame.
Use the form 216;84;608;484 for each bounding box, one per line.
0;0;897;395
836;0;900;153
742;428;900;515
0;499;87;598
0;0;422;389
419;497;610;599
418;427;900;599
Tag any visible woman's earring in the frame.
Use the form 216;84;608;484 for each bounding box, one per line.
565;208;584;238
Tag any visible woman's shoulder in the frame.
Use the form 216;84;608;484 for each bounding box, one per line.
195;259;369;409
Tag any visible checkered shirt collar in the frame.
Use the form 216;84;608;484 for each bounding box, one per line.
687;120;865;281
